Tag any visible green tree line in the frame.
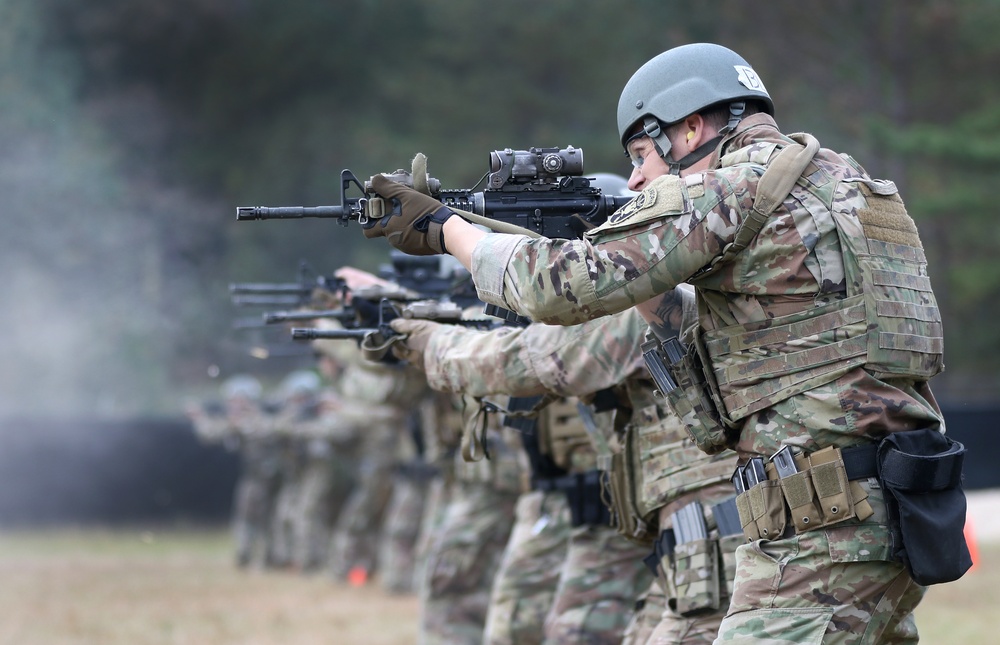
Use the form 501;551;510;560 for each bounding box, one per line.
2;0;998;415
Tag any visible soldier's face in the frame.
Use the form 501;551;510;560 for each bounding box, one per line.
626;136;673;191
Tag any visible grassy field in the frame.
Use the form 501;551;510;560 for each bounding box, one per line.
0;528;418;645
0;527;994;644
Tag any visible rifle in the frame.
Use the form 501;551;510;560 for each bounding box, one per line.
378;250;479;306
292;298;496;362
235;146;633;240
229;259;349;308
262;308;358;325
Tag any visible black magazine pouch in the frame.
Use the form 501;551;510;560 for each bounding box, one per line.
876;428;972;585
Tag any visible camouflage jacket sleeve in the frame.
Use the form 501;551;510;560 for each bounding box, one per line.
423;309;648;398
470;169;755;325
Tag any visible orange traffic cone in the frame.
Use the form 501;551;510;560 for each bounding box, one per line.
965;515;980;573
347;566;369;587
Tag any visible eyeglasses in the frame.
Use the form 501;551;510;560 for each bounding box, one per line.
623;118;664;169
623;131;649;169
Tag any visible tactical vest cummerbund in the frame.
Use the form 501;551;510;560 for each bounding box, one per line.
625;402;736;520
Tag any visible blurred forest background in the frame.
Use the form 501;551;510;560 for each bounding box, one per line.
2;0;1000;417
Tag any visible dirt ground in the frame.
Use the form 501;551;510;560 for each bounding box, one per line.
1;489;998;645
0;529;419;645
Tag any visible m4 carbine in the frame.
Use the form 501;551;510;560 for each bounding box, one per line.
236;146;633;240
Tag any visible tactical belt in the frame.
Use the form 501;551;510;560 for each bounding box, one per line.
731;443;878;541
534;469;611;527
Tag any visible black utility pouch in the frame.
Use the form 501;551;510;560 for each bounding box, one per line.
877;428;972;585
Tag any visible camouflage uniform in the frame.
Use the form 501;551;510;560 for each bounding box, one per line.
484;488;571;645
325;357;428;583
288;389;361;572
410;390;458;592
224;403;285;569
422;313;658;644
187;383;289;572
267;418;303;569
376;407;434;594
187;394;274;569
416;392;522;645
468;113;945;643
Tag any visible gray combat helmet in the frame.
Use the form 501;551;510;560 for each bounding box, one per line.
222;374;263;401
617;43;773;168
280;369;321;399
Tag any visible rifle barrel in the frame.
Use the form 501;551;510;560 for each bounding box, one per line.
291;328;369;341
236;205;345;220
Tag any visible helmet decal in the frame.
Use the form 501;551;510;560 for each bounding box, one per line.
734;65;767;93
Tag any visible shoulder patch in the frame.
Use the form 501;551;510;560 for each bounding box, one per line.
587;174;685;237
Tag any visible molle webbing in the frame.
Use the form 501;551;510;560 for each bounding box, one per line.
702;295;870;421
698;173;942;423
851;184;944;378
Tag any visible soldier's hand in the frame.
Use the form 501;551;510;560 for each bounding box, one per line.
362;174;454;255
388;318;443;370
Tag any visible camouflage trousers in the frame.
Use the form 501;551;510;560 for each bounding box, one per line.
232;472;280;568
377;471;432;594
714;482;925;644
327;452;395;581
289;454;354;572
418;481;519;645
544;521;652;644
620;578;725;645
484;490;572;645
412;475;453;590
269;471;303;568
485;489;652;645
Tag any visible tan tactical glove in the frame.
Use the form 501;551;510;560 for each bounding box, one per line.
388;318;443;371
362;174;454;255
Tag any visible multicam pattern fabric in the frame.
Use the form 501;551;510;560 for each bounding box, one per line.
418;481;519;645
326;422;396;580
719;482;925;644
621;386;737;520
470;113;946;459
620;581;662;645
544;523;653;644
423;309;648;399
484;490;572;645
421;313;658;643
468;113;946;642
377;473;431;594
416;396;524;645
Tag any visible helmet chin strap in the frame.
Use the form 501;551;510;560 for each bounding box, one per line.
664;101;747;175
665;137;722;175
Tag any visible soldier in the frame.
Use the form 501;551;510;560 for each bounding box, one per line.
417;393;523;645
268;369;324;570
189;374;284;568
390;311;653;645
369;402;432;594
313;318;429;587
386;173;656;645
334;266;522;644
280;362;361;573
363;42;968;644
